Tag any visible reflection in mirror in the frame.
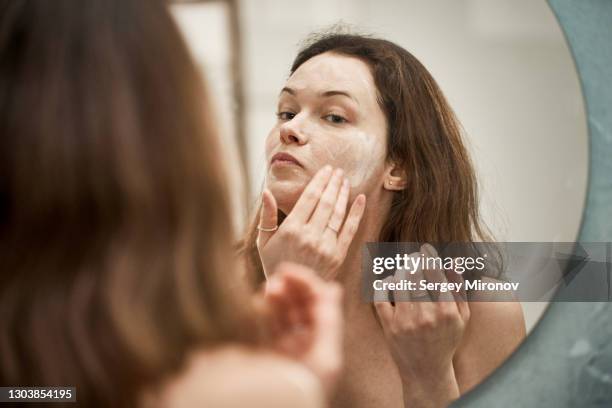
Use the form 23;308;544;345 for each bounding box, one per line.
237;0;587;248
172;0;588;405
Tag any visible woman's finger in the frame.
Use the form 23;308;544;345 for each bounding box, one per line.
308;168;344;233
264;277;291;333
310;281;343;362
278;263;344;363
286;165;333;224
336;194;366;256
446;269;470;321
326;177;350;234
374;275;395;325
397;249;434;316
256;189;278;248
405;251;428;299
392;267;411;303
274;263;318;299
267;265;319;351
421;244;455;303
422;261;462;322
374;274;394;303
423;267;456;302
319;177;349;248
374;301;394;327
274;262;330;326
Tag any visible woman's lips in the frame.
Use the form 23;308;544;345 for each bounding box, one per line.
270;152;303;168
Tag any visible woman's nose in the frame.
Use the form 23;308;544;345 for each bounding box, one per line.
279;117;309;145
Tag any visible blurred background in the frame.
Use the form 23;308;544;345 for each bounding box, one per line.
170;0;588;332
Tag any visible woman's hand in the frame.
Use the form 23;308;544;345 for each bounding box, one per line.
257;166;366;280
374;244;470;408
262;262;344;396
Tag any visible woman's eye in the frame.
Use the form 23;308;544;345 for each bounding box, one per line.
324;114;347;124
276;111;295;121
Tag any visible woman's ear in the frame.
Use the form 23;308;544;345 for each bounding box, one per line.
383;162;407;191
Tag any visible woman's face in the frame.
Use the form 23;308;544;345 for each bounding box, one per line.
265;52;388;212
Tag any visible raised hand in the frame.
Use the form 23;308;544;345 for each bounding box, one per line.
257;166;366;280
262;262;344;396
374;244;470;408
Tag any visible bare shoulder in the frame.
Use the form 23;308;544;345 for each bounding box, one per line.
453;278;526;392
150;345;324;408
465;277;526;330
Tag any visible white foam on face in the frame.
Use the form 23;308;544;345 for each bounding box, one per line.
348;130;384;187
264;52;389;200
298;117;383;190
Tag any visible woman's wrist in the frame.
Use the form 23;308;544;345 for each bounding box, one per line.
400;364;460;408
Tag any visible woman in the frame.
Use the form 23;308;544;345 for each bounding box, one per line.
241;33;526;407
0;1;343;407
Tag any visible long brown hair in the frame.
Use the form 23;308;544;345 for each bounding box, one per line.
0;0;254;406
240;32;494;283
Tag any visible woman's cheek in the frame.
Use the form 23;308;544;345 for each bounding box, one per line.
324;130;382;190
264;130;278;159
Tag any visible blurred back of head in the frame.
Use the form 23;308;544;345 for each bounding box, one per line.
0;0;252;405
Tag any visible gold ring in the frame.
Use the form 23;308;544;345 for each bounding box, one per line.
257;225;278;232
327;224;339;234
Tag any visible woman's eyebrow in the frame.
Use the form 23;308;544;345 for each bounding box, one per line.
280;86;296;96
321;90;360;105
279;87;359;105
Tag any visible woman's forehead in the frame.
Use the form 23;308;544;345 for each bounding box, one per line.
285;52;377;102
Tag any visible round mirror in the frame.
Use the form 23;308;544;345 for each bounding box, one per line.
234;0;588;332
172;0;588;402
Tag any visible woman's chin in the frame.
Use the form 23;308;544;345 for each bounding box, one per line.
266;179;306;214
